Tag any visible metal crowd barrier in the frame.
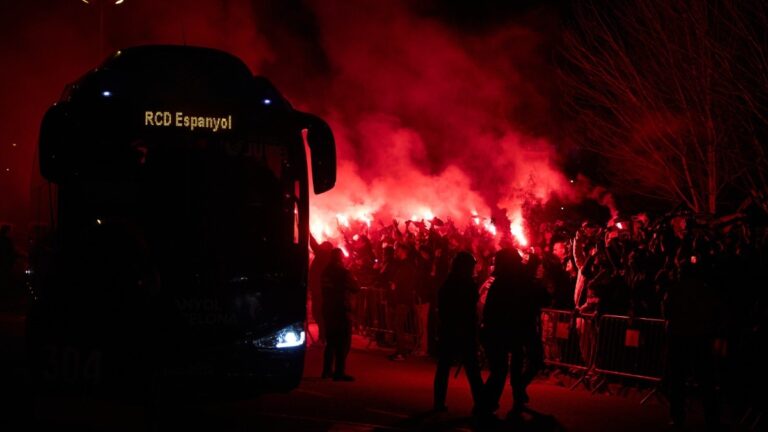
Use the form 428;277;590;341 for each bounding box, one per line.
592;314;667;403
593;314;667;382
540;309;668;403
540;308;590;371
540;308;595;390
351;301;669;398
352;287;424;353
353;287;393;345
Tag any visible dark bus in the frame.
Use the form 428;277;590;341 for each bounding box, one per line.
27;45;335;398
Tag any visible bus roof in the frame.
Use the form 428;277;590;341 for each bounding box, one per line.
101;45;253;79
62;45;279;111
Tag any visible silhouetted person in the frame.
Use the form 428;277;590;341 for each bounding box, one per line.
665;250;723;430
414;245;434;356
433;251;484;414
479;248;549;419
389;243;418;361
0;224;16;296
310;236;334;343
321;248;360;381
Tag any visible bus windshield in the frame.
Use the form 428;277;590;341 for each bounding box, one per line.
58;127;307;292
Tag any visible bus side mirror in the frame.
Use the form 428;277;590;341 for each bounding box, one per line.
299;113;336;195
39;103;77;183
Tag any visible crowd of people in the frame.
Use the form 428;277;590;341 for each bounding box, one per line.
308;208;768;426
5;203;768;426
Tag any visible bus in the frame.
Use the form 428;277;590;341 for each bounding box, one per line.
26;45;336;398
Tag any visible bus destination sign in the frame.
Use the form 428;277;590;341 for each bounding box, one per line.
144;111;233;132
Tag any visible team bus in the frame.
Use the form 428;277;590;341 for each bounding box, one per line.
27;45;336;398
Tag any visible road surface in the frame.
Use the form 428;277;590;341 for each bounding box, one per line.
1;313;741;431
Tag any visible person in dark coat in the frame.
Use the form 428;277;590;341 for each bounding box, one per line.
321;248;360;381
0;224;17;296
309;237;334;343
479;247;549;418
433;251;484;413
664;247;723;430
388;243;419;360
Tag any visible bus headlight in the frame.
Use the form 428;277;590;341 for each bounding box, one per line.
250;323;306;349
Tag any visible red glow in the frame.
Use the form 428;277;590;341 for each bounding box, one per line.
483;219;498;236
302;2;588;253
310;206;531;251
510;216;529;247
1;1;621;246
336;213;350;228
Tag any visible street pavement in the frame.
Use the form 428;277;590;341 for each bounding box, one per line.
1;315;746;431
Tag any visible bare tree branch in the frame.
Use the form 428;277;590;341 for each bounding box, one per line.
560;0;768;215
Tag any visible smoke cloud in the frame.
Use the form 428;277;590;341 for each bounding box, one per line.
2;0;610;244
276;0;570;237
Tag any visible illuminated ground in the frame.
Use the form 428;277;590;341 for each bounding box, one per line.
1;314;745;431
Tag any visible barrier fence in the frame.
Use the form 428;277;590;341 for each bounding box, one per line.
540;308;590;372
539;308;668;403
351;296;669;386
352;287;425;353
323;295;762;423
352;287;393;343
593;314;667;382
353;302;668;400
350;300;670;390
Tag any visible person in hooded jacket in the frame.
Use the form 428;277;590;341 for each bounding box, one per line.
433;251;484;414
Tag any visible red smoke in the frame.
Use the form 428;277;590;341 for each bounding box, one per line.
1;0;615;246
299;1;568;244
